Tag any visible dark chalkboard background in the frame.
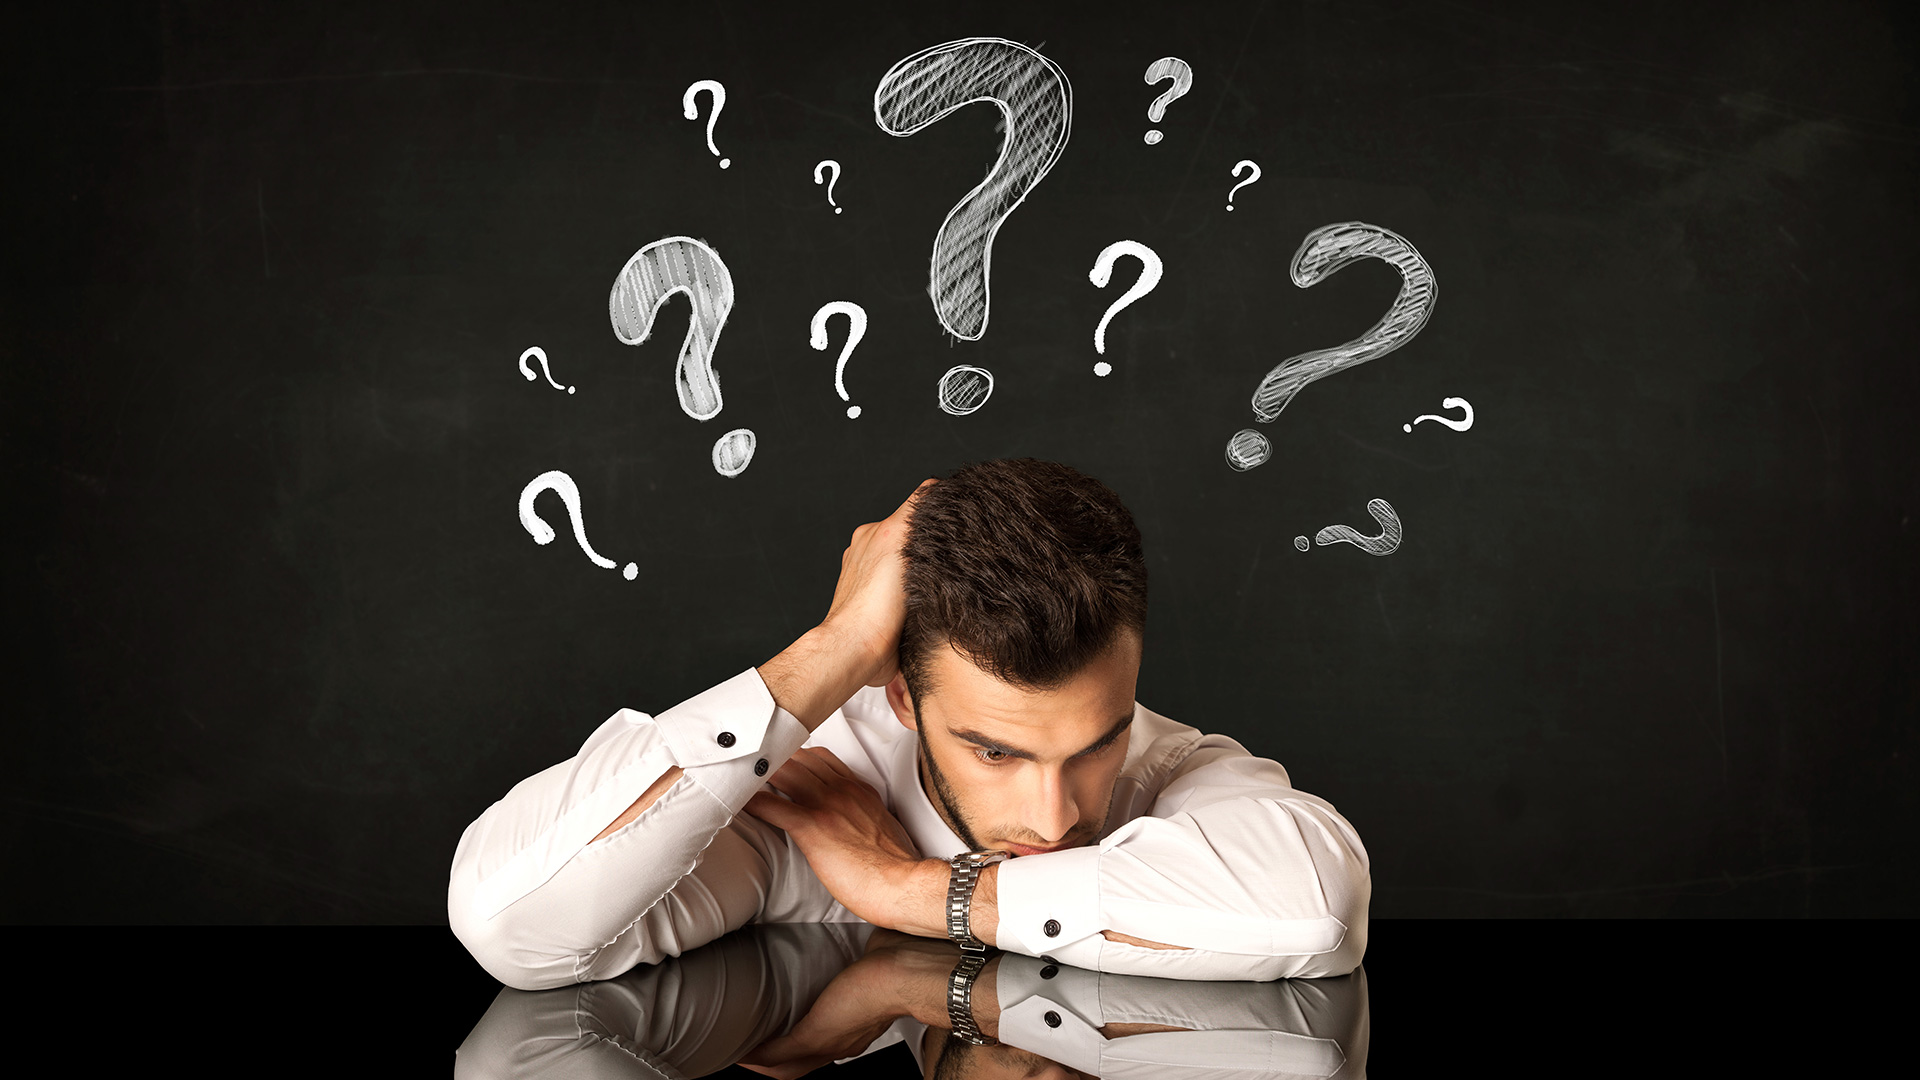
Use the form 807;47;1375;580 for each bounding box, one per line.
6;0;1915;924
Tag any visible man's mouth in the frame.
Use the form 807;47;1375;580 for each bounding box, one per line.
1001;841;1066;857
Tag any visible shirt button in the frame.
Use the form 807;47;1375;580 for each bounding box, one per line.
1044;1011;1062;1028
1040;965;1058;979
1043;919;1061;937
754;759;769;776
717;732;736;747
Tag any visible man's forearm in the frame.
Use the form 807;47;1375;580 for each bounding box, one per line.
756;624;882;732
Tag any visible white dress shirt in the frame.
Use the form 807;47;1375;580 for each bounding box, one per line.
449;668;1370;991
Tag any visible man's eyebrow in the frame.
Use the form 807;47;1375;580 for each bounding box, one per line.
948;711;1135;762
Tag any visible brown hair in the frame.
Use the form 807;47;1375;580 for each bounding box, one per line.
899;459;1146;699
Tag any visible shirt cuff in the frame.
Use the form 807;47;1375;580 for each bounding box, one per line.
995;845;1104;964
655;667;810;813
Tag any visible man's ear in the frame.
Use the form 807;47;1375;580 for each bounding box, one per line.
886;674;916;732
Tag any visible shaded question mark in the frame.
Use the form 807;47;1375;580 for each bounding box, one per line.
1088;240;1163;376
519;469;638;580
683;80;730;168
1292;498;1402;556
1143;57;1192;145
874;37;1073;343
518;346;574;394
809;301;868;418
609;235;756;477
813;160;843;214
1227;159;1261;211
1225;222;1438;471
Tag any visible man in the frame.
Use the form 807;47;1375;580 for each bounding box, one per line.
450;459;1369;994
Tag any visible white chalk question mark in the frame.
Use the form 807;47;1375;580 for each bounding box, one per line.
519;469;637;580
1227;159;1261;211
1143;57;1193;145
875;37;1072;344
683;80;730;169
609;235;756;477
517;346;575;394
809;301;869;418
813;159;843;214
1405;396;1473;432
1226;222;1438;471
1292;498;1402;556
1088;240;1163;376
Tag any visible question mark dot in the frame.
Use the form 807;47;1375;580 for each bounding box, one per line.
568;386;576;395
846;405;861;419
834;207;842;214
719;158;731;169
1144;131;1163;145
623;563;638;580
1227;205;1235;212
1294;536;1309;552
1093;361;1112;377
1403;423;1413;432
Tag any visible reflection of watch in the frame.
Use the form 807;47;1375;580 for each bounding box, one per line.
946;850;1009;952
947;950;997;1045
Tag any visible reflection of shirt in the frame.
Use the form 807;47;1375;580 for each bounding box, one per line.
449;669;1370;991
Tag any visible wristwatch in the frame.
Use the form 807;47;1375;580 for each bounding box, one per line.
947;949;997;1045
946;849;1009;952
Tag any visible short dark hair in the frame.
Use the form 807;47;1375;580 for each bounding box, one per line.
899;459;1147;699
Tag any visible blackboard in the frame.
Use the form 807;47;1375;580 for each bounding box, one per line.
7;0;1915;922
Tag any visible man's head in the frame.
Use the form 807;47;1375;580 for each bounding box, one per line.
885;459;1147;855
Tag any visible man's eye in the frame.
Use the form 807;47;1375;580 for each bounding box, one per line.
975;747;1009;765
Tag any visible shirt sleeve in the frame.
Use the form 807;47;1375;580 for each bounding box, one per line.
994;735;1371;980
448;668;825;990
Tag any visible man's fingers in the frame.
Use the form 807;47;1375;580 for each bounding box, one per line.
744;791;803;832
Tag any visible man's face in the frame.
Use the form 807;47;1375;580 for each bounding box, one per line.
887;632;1141;856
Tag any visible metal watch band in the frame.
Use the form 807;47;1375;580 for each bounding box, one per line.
947;949;997;1045
946;850;1009;952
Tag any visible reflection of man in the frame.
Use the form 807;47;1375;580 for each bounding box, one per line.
451;459;1370;992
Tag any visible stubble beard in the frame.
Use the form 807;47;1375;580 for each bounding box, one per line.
914;713;1115;855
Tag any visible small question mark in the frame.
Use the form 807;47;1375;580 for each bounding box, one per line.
875;37;1072;342
1142;57;1193;145
809;301;869;418
683;80;730;168
1225;222;1438;471
1088;240;1163;376
518;346;575;394
519;469;637;580
1226;159;1261;211
813;160;843;214
1405;396;1474;432
609;235;755;477
1293;499;1402;556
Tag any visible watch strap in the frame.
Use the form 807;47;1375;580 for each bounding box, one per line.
946;850;1008;952
947;949;997;1045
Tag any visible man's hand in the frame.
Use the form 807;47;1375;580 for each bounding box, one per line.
758;479;934;730
744;747;947;937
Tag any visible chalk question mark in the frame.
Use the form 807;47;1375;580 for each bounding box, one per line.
683;80;730;169
1226;159;1261;211
1088;240;1163;376
519;469;638;580
609;235;756;477
875;37;1072;343
518;346;575;394
1142;57;1193;145
809;301;868;418
1225;222;1438;471
813;160;843;214
1405;396;1473;432
1292;499;1402;556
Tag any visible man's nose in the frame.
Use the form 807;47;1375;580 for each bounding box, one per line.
1025;767;1079;843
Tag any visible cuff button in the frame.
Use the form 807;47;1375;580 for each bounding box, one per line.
754;758;769;776
1043;1010;1062;1028
1040;964;1058;979
717;732;736;747
1043;919;1061;937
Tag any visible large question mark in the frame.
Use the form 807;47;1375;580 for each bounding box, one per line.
683;80;730;169
518;346;575;394
1405;396;1474;433
1226;159;1261;211
1088;240;1163;376
519;469;638;580
813;160;843;214
1292;498;1402;556
809;301;868;418
609;235;756;477
874;38;1072;342
1225;222;1437;471
1142;57;1193;145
